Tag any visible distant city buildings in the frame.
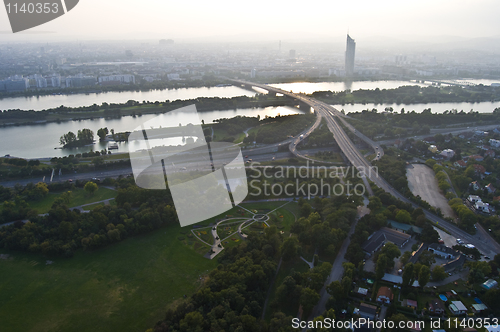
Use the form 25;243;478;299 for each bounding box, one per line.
98;75;136;85
66;75;96;88
0;77;29;92
345;34;356;77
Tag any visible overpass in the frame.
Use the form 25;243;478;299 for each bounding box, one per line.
229;78;500;258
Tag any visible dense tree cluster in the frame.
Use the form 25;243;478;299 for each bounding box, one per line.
0;94;296;125
311;85;500;107
154;227;298;332
0;178;177;256
59;128;95;148
251;114;315;144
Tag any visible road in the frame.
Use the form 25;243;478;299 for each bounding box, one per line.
230;79;500;265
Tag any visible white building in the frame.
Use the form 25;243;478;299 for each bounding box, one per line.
36;77;48;88
468;195;481;203
490;139;500;148
449;301;467;315
440;149;455;159
428;243;457;259
475;201;490;213
167;73;180;80
98;75;135;84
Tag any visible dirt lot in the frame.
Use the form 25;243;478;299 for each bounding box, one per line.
406;164;455;218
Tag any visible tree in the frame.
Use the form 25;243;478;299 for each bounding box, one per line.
420;223;439;243
380;242;401;261
418;250;436;266
400;251;412;265
84;182;98;196
418;265;430;288
59;131;76;146
30;182;49;200
432;266;447;281
466;261;492;283
179;311;204;332
77;128;94;144
402;262;414;287
281;237;299;261
425;159;436;168
368;196;382;211
300;287;319;312
97;127;109;141
376;254;388;280
326;280;344;300
395;209;412;224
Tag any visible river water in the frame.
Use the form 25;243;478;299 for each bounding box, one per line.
1;106;303;159
2;79;499;159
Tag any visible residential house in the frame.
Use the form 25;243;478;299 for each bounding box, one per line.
362;228;411;255
485;183;496;193
358;303;377;319
428;243;457;259
355;287;368;297
454;160;467;168
429;298;445;315
490;138;500;148
472;303;488;313
469;155;484;162
473;164;486;175
468;195;481;203
449;301;467;315
458;132;474;139
475;201;490;213
376;286;393;304
485;150;496;158
402;299;417;309
428;145;438;153
441;149;455;159
470;182;480;191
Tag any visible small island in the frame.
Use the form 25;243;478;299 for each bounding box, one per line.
59;128;95;148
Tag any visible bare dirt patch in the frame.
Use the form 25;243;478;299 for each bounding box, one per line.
406;164;454;218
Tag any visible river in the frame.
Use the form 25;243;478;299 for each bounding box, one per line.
1;106;303;159
2;79;500;159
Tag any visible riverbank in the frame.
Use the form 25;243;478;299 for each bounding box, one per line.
0;95;297;127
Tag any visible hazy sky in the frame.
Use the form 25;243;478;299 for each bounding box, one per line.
1;0;499;41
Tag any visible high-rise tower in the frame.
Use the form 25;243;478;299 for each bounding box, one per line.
345;34;356;77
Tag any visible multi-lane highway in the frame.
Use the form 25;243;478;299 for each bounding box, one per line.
230;79;500;257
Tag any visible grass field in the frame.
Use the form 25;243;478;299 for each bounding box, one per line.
0;224;217;332
27;187;117;213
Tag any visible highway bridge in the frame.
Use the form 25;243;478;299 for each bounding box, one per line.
229;79;500;258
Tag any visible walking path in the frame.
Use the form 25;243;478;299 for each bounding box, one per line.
306;196;370;323
71;198;115;212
